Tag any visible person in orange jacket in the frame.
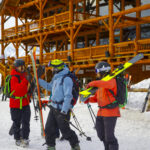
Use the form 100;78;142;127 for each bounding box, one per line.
85;61;120;150
9;59;31;147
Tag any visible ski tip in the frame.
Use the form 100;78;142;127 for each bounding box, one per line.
138;53;144;58
33;47;37;53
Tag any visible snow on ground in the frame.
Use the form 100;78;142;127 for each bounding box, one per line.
0;78;150;150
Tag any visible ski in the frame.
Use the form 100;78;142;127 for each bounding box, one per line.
141;84;150;113
30;47;45;137
80;53;144;102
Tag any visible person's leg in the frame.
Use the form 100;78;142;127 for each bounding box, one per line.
21;105;31;140
95;116;109;150
10;108;22;141
104;117;119;150
45;108;58;147
56;110;79;149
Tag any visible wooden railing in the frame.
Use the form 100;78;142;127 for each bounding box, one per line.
4;11;70;37
17;38;150;67
74;12;98;21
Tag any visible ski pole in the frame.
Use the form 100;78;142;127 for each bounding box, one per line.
32;92;38;120
141;84;150;113
65;119;92;141
71;110;84;136
87;103;96;128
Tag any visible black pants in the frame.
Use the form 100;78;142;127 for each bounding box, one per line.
10;105;31;140
96;116;119;150
45;107;79;147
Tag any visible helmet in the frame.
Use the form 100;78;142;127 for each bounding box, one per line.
95;61;111;73
14;59;25;67
48;59;65;74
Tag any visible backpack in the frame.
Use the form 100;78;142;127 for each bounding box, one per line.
61;71;80;107
100;75;128;109
3;75;20;100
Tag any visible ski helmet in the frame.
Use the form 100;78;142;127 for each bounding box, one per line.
95;61;111;74
14;59;25;67
48;59;65;74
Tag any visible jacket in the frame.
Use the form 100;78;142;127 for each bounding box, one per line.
88;79;120;117
38;67;73;114
10;69;29;109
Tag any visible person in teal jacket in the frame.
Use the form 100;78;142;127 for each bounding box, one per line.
38;59;80;150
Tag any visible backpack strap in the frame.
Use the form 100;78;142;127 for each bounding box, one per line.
10;75;27;109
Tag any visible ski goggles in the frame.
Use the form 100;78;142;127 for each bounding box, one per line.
95;66;111;73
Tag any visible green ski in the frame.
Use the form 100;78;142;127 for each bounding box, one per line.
80;53;144;102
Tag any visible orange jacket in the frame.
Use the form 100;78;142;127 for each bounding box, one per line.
88;79;120;117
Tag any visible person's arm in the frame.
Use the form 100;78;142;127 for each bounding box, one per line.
61;77;73;114
38;78;52;91
88;79;116;90
11;76;28;97
84;92;97;104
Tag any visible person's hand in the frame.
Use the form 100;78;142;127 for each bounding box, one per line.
86;84;91;89
58;112;67;121
84;98;90;104
37;65;45;78
26;74;32;82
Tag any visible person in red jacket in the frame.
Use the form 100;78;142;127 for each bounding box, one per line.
85;61;120;150
9;59;31;147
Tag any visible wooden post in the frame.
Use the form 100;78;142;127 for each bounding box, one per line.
15;14;18;36
85;36;88;47
40;35;43;63
136;0;141;40
96;0;99;16
16;42;19;58
109;0;114;57
120;0;125;42
1;14;5;64
69;0;73;24
70;27;74;60
25;44;28;64
96;29;100;46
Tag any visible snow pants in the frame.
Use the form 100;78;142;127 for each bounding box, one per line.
45;106;79;147
10;105;31;140
96;116;119;150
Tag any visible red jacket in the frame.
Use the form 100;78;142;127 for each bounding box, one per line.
88;79;120;117
9;69;30;109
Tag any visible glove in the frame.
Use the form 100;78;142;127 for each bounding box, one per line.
58;112;67;121
37;65;45;78
84;98;90;104
86;84;91;89
26;74;32;82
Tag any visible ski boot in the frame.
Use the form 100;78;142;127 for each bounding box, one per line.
15;140;21;146
21;139;29;148
47;146;56;150
71;144;81;150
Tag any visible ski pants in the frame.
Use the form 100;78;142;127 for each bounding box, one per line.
45;106;79;147
10;105;31;140
96;116;119;150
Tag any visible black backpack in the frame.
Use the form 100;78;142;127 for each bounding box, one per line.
100;75;128;109
61;72;80;107
3;75;20;100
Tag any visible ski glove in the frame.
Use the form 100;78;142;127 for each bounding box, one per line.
58;112;67;121
37;65;45;78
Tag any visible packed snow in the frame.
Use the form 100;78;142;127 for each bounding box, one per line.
0;78;150;150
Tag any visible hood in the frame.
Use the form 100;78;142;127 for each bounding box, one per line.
53;67;70;79
10;69;26;77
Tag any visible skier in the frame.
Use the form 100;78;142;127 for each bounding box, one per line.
9;59;31;147
85;61;120;150
38;59;80;150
